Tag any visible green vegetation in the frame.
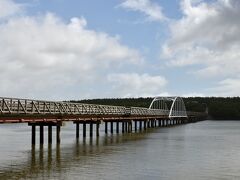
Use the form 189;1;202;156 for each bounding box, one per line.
71;97;240;120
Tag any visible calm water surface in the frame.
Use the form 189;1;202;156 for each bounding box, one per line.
0;120;240;180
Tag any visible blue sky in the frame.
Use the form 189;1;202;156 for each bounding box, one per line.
0;0;239;100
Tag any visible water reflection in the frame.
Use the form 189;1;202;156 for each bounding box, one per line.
0;129;154;180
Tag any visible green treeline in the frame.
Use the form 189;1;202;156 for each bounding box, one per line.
71;97;240;120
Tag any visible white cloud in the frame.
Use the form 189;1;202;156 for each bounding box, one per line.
0;0;22;19
163;0;240;79
0;2;146;100
107;73;168;97
120;0;166;22
208;78;240;96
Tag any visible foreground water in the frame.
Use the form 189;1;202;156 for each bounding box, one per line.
0;120;240;180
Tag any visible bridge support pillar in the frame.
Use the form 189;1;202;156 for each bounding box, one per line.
128;121;132;133
76;123;79;139
139;121;142;131
96;122;100;137
151;120;154;128
83;122;86;138
144;120;147;130
40;125;44;145
125;122;128;133
110;122;114;134
134;121;137;132
105;122;108;134
56;124;61;144
122;122;125;133
48;125;52;144
116;121;119;134
89;123;93;137
147;120;151;128
31;125;36;145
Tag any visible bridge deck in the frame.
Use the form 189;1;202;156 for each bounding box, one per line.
0;97;206;124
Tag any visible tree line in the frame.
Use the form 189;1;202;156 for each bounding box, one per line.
70;97;240;120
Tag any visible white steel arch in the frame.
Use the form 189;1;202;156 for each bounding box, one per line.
149;96;187;118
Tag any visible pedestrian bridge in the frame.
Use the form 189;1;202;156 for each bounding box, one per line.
0;96;192;119
0;96;207;145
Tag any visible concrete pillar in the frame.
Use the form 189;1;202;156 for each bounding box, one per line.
122;122;125;133
144;120;147;130
105;122;108;134
151;120;154;128
128;121;132;133
116;121;119;134
56;125;61;144
139;121;142;131
40;125;44;144
83;122;86;138
96;122;100;137
110;122;114;134
125;122;128;132
90;123;93;137
76;123;79;139
48;125;52;144
32;125;36;145
148;120;151;128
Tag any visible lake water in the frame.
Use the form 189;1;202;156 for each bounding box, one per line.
0;120;240;180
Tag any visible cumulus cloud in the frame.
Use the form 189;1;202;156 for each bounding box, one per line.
160;0;240;96
120;0;166;22
163;0;240;79
107;73;168;97
208;78;240;96
0;0;22;19
0;1;147;100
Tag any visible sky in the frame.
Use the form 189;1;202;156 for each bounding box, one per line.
0;0;239;100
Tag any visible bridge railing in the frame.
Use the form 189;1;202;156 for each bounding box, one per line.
0;97;168;117
130;107;169;116
0;97;127;115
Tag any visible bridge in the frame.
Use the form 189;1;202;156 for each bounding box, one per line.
0;96;207;145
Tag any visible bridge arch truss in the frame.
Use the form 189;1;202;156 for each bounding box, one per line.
149;96;187;118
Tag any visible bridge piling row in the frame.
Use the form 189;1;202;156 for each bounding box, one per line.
28;118;190;145
29;122;62;145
